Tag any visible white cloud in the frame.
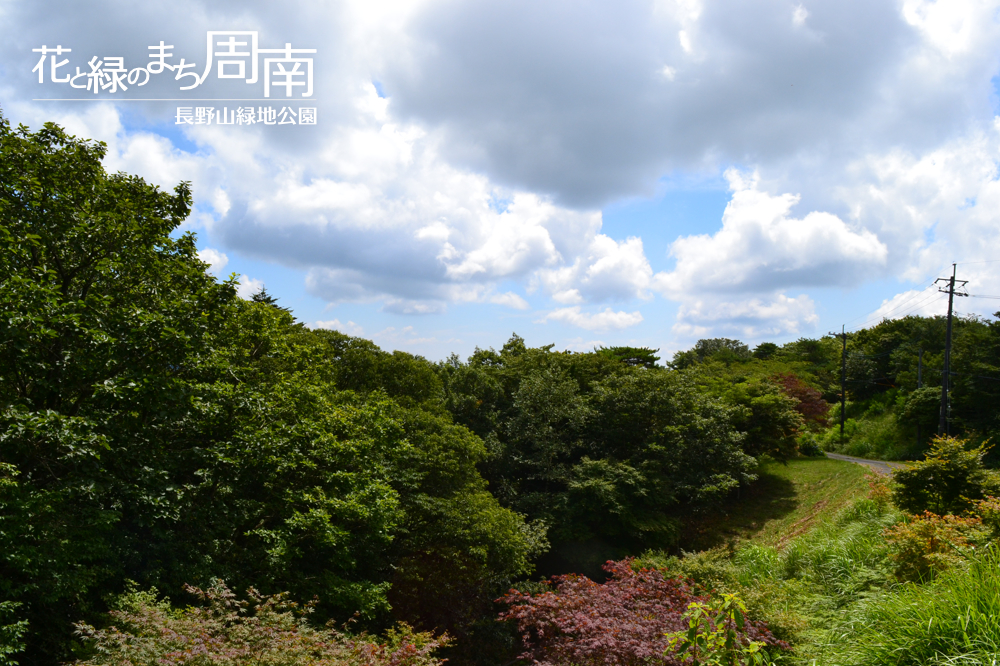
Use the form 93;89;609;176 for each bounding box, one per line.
792;5;809;27
656;170;888;297
562;336;609;352
539;306;644;331
372;325;441;347
197;248;229;277
236;275;264;300
535;235;653;304
314;318;366;336
674;293;818;339
861;287;948;328
5;0;1000;346
488;291;530;309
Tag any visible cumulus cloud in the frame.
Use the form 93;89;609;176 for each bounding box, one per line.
673;293;818;339
380;0;1000;206
860;287;949;329
314;318;365;336
655;170;888;297
534;235;653;304
539;306;644;331
4;0;1000;345
236;275;264;299
648;172;886;338
197;248;229;277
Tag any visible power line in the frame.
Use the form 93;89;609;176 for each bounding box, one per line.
844;281;939;330
849;290;946;332
936;265;968;435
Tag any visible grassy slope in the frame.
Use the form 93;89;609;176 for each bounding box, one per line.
680;457;869;551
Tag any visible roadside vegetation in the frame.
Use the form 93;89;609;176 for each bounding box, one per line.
3;115;1000;666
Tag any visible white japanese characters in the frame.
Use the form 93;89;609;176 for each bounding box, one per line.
174;106;317;125
32;31;316;98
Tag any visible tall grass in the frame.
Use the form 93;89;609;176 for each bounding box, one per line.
639;497;901;655
835;545;1000;666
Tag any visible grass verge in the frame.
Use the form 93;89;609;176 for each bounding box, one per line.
679;457;870;551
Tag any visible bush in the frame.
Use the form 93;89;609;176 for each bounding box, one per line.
498;560;784;666
797;433;823;457
971;495;1000;538
667;593;777;666
883;511;986;582
891;436;1000;515
73;581;447;666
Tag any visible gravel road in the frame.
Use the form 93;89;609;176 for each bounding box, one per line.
824;452;909;475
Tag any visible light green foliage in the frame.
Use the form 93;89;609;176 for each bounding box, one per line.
639;496;900;655
819;408;913;460
0;601;26;666
72;581;447;666
821;314;1000;460
666;594;774;666
891;436;1000;515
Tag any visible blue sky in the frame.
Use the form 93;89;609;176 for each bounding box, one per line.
3;0;1000;361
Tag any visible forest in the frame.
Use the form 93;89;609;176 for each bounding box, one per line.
3;117;1000;666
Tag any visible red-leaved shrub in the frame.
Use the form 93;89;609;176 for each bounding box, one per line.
775;373;830;427
499;560;784;666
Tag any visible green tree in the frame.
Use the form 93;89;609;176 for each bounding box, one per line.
595;346;661;369
671;339;752;369
0;115;235;662
891;436;1000;515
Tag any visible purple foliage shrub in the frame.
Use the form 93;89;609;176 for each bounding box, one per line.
499;560;785;666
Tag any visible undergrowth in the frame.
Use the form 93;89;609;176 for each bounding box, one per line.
642;450;1000;665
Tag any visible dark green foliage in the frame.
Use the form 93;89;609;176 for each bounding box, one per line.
440;338;762;564
594;345;661;369
817;314;1000;459
250;285;292;314
891;436;1000;515
752;342;779;360
671;338;752;369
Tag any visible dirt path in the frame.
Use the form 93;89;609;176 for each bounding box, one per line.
824;452;909;475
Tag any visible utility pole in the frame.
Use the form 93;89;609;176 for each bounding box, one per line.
917;348;923;447
829;326;847;445
935;264;968;436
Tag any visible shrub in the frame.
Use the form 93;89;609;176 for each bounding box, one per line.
864;470;892;509
498;560;784;666
971;495;1000;538
667;593;777;666
883;511;987;582
891;436;1000;515
72;581;447;666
